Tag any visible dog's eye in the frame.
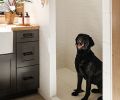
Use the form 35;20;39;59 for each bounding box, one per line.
77;43;82;45
79;43;82;45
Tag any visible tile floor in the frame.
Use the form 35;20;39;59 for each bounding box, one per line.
57;68;102;100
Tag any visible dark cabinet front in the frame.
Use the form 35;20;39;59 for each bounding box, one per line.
15;29;39;93
17;42;39;68
0;29;39;98
17;65;39;92
0;55;11;90
0;54;16;97
16;30;39;43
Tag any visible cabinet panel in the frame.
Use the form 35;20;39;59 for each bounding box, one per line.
16;30;39;43
17;42;39;67
0;55;11;90
17;65;39;92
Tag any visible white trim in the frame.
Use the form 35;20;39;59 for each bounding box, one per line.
110;0;112;99
49;0;57;97
102;0;112;100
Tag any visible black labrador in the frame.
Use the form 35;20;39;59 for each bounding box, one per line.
71;34;102;100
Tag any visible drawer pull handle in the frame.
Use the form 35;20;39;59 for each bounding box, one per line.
23;51;33;56
23;76;34;80
23;33;33;38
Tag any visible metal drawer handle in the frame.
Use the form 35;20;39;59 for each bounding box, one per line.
23;51;33;56
23;76;34;80
23;33;33;38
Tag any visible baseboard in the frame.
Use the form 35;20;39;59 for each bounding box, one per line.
51;96;61;100
38;89;51;100
38;89;61;100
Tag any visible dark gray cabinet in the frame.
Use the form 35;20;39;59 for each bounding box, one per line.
17;65;39;92
16;30;39;42
0;55;11;90
15;29;39;92
17;42;39;68
0;29;39;98
0;54;16;97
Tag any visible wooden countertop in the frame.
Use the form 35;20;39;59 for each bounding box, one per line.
12;24;40;31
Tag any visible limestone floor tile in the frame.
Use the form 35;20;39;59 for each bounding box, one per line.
57;68;102;100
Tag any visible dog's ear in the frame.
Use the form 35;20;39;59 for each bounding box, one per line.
89;36;94;47
83;36;94;50
83;38;89;50
75;34;81;44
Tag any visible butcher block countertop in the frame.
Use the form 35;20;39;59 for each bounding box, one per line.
11;24;40;31
0;24;40;31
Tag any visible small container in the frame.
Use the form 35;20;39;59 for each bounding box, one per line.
24;12;30;26
18;13;24;25
4;12;15;24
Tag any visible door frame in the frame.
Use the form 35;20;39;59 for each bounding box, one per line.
50;0;112;99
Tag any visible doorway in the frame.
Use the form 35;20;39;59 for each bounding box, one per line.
56;0;102;100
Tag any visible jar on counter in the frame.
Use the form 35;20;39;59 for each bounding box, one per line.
24;12;30;26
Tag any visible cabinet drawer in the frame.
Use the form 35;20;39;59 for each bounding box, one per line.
17;65;39;92
17;42;39;67
16;30;39;42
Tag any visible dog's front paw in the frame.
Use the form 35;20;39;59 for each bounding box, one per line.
81;97;88;100
74;89;85;93
80;89;84;93
91;89;100;93
72;89;84;96
71;91;79;96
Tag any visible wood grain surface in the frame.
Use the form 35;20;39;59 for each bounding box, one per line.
112;0;120;99
12;25;40;31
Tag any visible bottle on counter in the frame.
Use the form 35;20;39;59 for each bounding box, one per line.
24;12;30;26
18;12;24;25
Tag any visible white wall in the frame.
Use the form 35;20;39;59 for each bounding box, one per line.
24;0;57;100
56;0;102;71
102;0;112;99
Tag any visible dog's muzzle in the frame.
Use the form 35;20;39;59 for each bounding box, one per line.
76;43;84;49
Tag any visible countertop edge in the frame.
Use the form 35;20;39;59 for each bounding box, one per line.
11;25;40;31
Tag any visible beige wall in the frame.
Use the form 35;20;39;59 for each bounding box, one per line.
56;0;102;71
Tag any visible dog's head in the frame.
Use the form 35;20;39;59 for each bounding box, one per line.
75;33;94;50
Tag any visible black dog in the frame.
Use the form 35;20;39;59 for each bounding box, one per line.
71;34;102;100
